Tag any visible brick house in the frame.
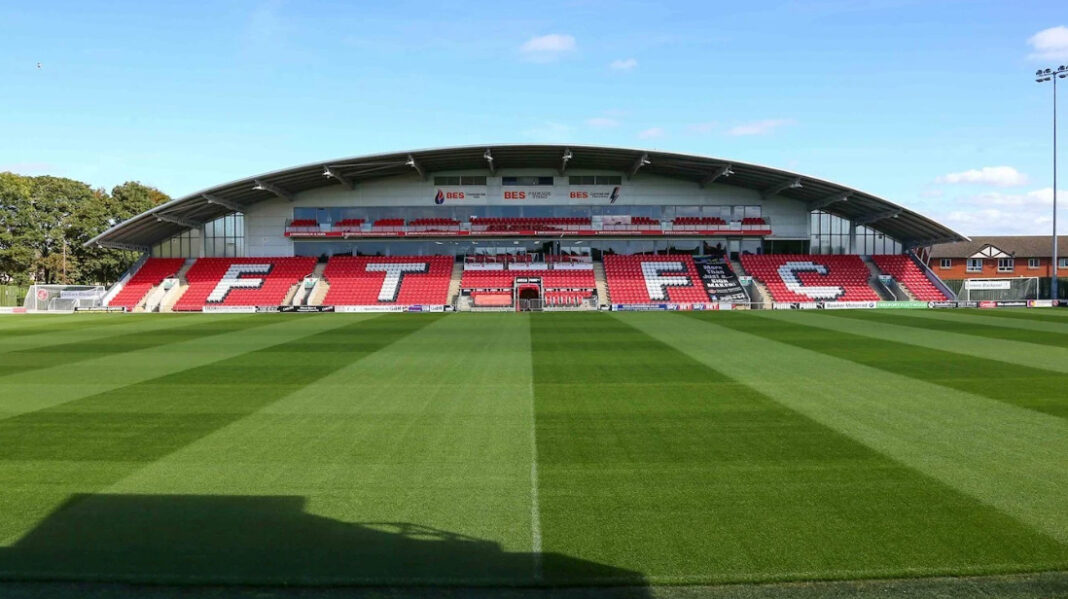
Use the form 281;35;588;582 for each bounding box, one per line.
928;236;1068;291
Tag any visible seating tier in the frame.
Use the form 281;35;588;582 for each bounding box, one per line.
173;257;315;311
109;258;186;309
323;256;452;305
740;254;879;302
872;255;950;301
603;255;710;304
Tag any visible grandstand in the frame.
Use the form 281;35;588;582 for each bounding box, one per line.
77;144;984;313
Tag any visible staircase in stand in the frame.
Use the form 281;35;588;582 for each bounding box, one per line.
732;258;768;308
592;261;609;306
158;258;196;313
447;262;464;307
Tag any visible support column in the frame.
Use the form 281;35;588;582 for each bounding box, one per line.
198;224;207;258
848;220;858;254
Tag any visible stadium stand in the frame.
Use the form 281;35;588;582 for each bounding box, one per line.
871;254;950;301
173;257;316;311
460;261;596;293
322;255;452;305
408;218;461;232
470;217;591;232
470;292;513;307
333;218;365;232
108;258;186;310
741;254;879;302
602;255;711;304
672;216;726;228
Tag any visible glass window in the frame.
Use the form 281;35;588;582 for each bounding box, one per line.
997;258;1014;272
940;258;952;269
967;258;983;272
502;176;553;186
1028;258;1040;269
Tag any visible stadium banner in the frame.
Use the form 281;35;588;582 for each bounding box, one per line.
502;188;553;201
738;276;753;286
822;301;878;310
464;263;506;270
978;301;998;309
60;289;105;300
278;305;336;313
202;306;256;313
956;300;979;308
508;263;549;270
928;301;959;309
568;186;622;203
433;186;487;204
612;303;717;311
773;302;819;310
693;257;749;304
1028;299;1055;308
546;262;593;270
995;300;1028;308
0;307;28;314
334;305;446;313
74;306;126;312
876;301;928;309
965;280;1012;291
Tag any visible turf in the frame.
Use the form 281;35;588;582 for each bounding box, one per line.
0;310;1065;593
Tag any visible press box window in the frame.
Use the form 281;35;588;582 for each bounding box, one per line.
502;176;554;186
568;176;622;185
433;176;486;186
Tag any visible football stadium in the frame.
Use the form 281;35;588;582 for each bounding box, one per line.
1;145;1066;597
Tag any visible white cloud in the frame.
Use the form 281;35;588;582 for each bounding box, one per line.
1028;26;1068;61
935;166;1029;187
520;34;576;62
586;117;619;128
931;187;1064;235
637;127;665;139
522;121;571;142
726;118;794;136
609;58;637;71
686;122;718;134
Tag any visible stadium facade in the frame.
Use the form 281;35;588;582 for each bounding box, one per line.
76;144;994;313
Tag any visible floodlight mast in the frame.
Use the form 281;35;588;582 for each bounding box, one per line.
1035;66;1066;301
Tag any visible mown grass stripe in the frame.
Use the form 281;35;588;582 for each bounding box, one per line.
824;310;1068;349
0;315;134;340
0;315;281;379
721;311;1068;419
0;314;439;548
637;311;1068;546
886;309;1068;336
532;312;1068;585
82;314;539;585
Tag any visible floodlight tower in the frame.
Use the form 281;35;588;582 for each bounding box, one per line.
1036;65;1067;301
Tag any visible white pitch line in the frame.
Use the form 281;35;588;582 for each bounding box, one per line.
529;378;543;582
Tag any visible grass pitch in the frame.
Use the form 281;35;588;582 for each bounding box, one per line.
0;310;1066;593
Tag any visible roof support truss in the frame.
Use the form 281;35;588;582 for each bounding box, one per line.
807;192;850;211
699;164;733;188
97;240;150;252
627;153;650;180
762;177;802;199
483;149;496;175
322;167;355;190
854;208;902;226
559;148;573;175
155;213;202;229
202;194;245;212
406;155;427;180
253;179;294;201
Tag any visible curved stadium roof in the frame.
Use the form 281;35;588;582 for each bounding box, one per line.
87;144;966;250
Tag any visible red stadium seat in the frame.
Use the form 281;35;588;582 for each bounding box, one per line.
323;256;452;305
602;255;710;304
871;255;951;301
108;258;186;309
173;257;316;311
740;254;879;303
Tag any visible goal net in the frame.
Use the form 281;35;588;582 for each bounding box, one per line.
959;277;1039;302
23;285;107;312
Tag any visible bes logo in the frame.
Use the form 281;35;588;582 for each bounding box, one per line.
434;189;445;205
609;186;621;204
434;189;465;205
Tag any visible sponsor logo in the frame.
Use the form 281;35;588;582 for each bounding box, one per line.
1028;300;1054;308
36;289;49;301
965;280;1012;290
995;300;1028;308
202;306;257;313
876;301;928;309
610;186;621;203
928;301;958;309
434;189;446;204
978;301;997;309
823;301;878;310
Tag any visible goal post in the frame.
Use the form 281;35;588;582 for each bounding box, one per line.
23;285;107;312
959;277;1039;302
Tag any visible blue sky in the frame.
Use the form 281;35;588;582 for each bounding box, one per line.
1;0;1066;235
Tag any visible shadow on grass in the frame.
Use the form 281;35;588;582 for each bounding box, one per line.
0;493;648;592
